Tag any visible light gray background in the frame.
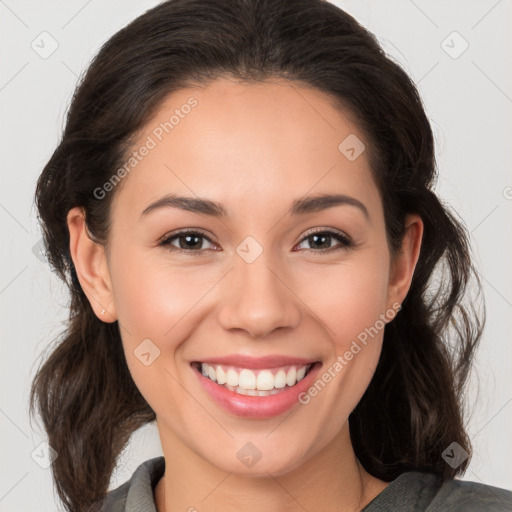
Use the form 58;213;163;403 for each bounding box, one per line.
1;0;511;510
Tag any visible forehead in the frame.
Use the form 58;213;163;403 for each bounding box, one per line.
110;77;381;223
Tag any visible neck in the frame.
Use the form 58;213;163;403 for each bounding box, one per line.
154;421;389;512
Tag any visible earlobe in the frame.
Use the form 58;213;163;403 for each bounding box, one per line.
67;206;117;323
386;213;424;310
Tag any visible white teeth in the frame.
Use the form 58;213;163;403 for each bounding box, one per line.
286;367;297;387
239;369;256;390
199;362;312;394
256;370;274;391
274;369;287;389
224;384;287;396
216;366;226;385
226;368;239;387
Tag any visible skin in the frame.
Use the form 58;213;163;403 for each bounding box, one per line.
67;77;423;512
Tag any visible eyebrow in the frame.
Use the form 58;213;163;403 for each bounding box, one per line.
139;193;370;221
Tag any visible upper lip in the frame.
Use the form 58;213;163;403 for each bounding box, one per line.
192;354;319;369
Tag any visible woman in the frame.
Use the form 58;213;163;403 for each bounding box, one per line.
30;0;512;511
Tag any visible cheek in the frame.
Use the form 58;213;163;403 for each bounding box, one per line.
294;251;390;346
294;263;389;428
291;249;390;414
110;244;208;336
108;245;219;386
108;247;205;413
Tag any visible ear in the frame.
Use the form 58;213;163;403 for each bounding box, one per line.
386;213;424;311
67;206;117;322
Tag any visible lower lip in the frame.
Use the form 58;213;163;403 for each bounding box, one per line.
192;362;322;418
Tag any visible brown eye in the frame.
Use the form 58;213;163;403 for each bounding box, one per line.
295;230;352;253
159;230;216;254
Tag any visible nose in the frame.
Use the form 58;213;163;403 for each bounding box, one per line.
217;249;302;339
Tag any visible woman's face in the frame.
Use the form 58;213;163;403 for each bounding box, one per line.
73;77;421;476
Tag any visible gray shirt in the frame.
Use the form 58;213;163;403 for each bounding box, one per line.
96;456;512;511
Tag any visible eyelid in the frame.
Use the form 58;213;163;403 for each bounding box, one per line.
299;226;352;244
158;227;213;242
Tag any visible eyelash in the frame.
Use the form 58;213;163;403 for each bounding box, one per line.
158;228;354;255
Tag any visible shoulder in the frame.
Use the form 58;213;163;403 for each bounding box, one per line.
91;456;165;512
363;471;512;512
430;474;512;511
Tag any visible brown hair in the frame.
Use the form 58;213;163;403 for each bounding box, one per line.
30;0;484;510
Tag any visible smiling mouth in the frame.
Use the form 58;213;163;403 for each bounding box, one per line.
191;361;318;397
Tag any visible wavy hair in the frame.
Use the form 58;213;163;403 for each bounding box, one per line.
30;0;484;510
